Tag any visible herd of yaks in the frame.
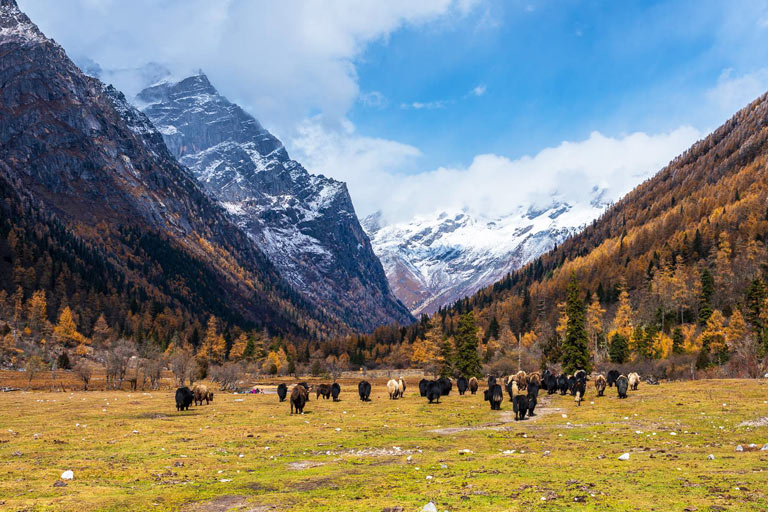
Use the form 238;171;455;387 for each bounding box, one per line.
176;370;640;420
174;369;642;417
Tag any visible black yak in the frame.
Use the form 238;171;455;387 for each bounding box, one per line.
541;370;552;391
545;372;558;395
457;376;469;395
331;382;341;401
527;381;539;416
316;383;332;400
574;377;586;406
469;377;479;395
437;377;452;396
426;381;442;404
484;384;503;410
616;375;629;399
358;380;371;401
419;378;430;397
557;374;569;395
594;375;607;397
568;375;577;396
277;383;287;402
290;385;308;414
607;370;620;387
175;387;193;411
513;393;528;421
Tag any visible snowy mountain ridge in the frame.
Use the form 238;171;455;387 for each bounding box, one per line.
137;73;413;331
364;199;607;315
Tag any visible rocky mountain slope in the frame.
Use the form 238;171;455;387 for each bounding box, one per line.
0;0;333;339
136;74;413;331
364;200;606;315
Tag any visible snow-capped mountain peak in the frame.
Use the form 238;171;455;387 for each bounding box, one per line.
364;198;606;315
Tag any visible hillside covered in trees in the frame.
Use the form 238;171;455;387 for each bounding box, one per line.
403;89;768;377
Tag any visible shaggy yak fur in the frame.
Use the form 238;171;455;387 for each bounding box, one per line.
277;383;287;402
469;377;479;395
607;370;620;387
358;380;371;401
290;385;309;414
527;381;539;416
594;375;607;397
316;383;332;400
192;384;212;406
484;384;503;410
426;381;443;404
331;382;341;401
457;376;469;395
628;372;640;391
616;375;629;399
175;387;194;411
387;379;399;399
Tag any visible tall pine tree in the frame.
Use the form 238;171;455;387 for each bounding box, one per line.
561;275;592;373
453;312;482;377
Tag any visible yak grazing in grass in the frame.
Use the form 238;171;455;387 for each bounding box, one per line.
175;387;194;411
277;383;287;402
387;379;399;399
192;384;212;406
616;375;629;399
484;384;503;410
545;372;558;395
316;383;332;400
457;376;469;395
513;393;528;421
437;377;452;396
469;377;479;395
419;378;430;397
358;380;371;401
628;372;640;391
607;370;620;387
557;374;569;395
331;382;341;401
426;381;443;404
527;381;539;416
594;375;607;397
290;385;309;414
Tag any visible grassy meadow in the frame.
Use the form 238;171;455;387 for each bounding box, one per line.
1;377;767;511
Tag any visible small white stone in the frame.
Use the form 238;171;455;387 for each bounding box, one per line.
736;445;744;452
60;470;74;480
219;479;232;483
426;475;433;480
421;503;438;512
561;414;568;418
707;454;715;460
618;453;630;461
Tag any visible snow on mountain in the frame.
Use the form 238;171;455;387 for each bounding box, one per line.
137;73;413;331
364;199;606;315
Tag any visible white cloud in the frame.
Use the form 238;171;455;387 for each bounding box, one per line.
400;100;449;110
19;0;476;137
469;84;487;96
294;124;701;223
706;68;768;121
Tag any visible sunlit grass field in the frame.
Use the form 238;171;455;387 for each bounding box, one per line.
1;378;767;511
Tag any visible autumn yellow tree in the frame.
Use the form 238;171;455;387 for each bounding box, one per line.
555;301;568;343
586;299;605;360
26;290;47;336
725;309;747;349
611;288;633;339
198;315;218;359
53;306;85;347
229;333;249;361
698;309;727;366
91;314;112;347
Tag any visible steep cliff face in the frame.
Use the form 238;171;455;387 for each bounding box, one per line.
0;0;331;337
137;75;414;331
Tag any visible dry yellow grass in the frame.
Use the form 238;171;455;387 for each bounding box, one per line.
1;378;767;511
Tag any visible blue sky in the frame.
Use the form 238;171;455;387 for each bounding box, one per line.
349;0;768;172
20;0;768;220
